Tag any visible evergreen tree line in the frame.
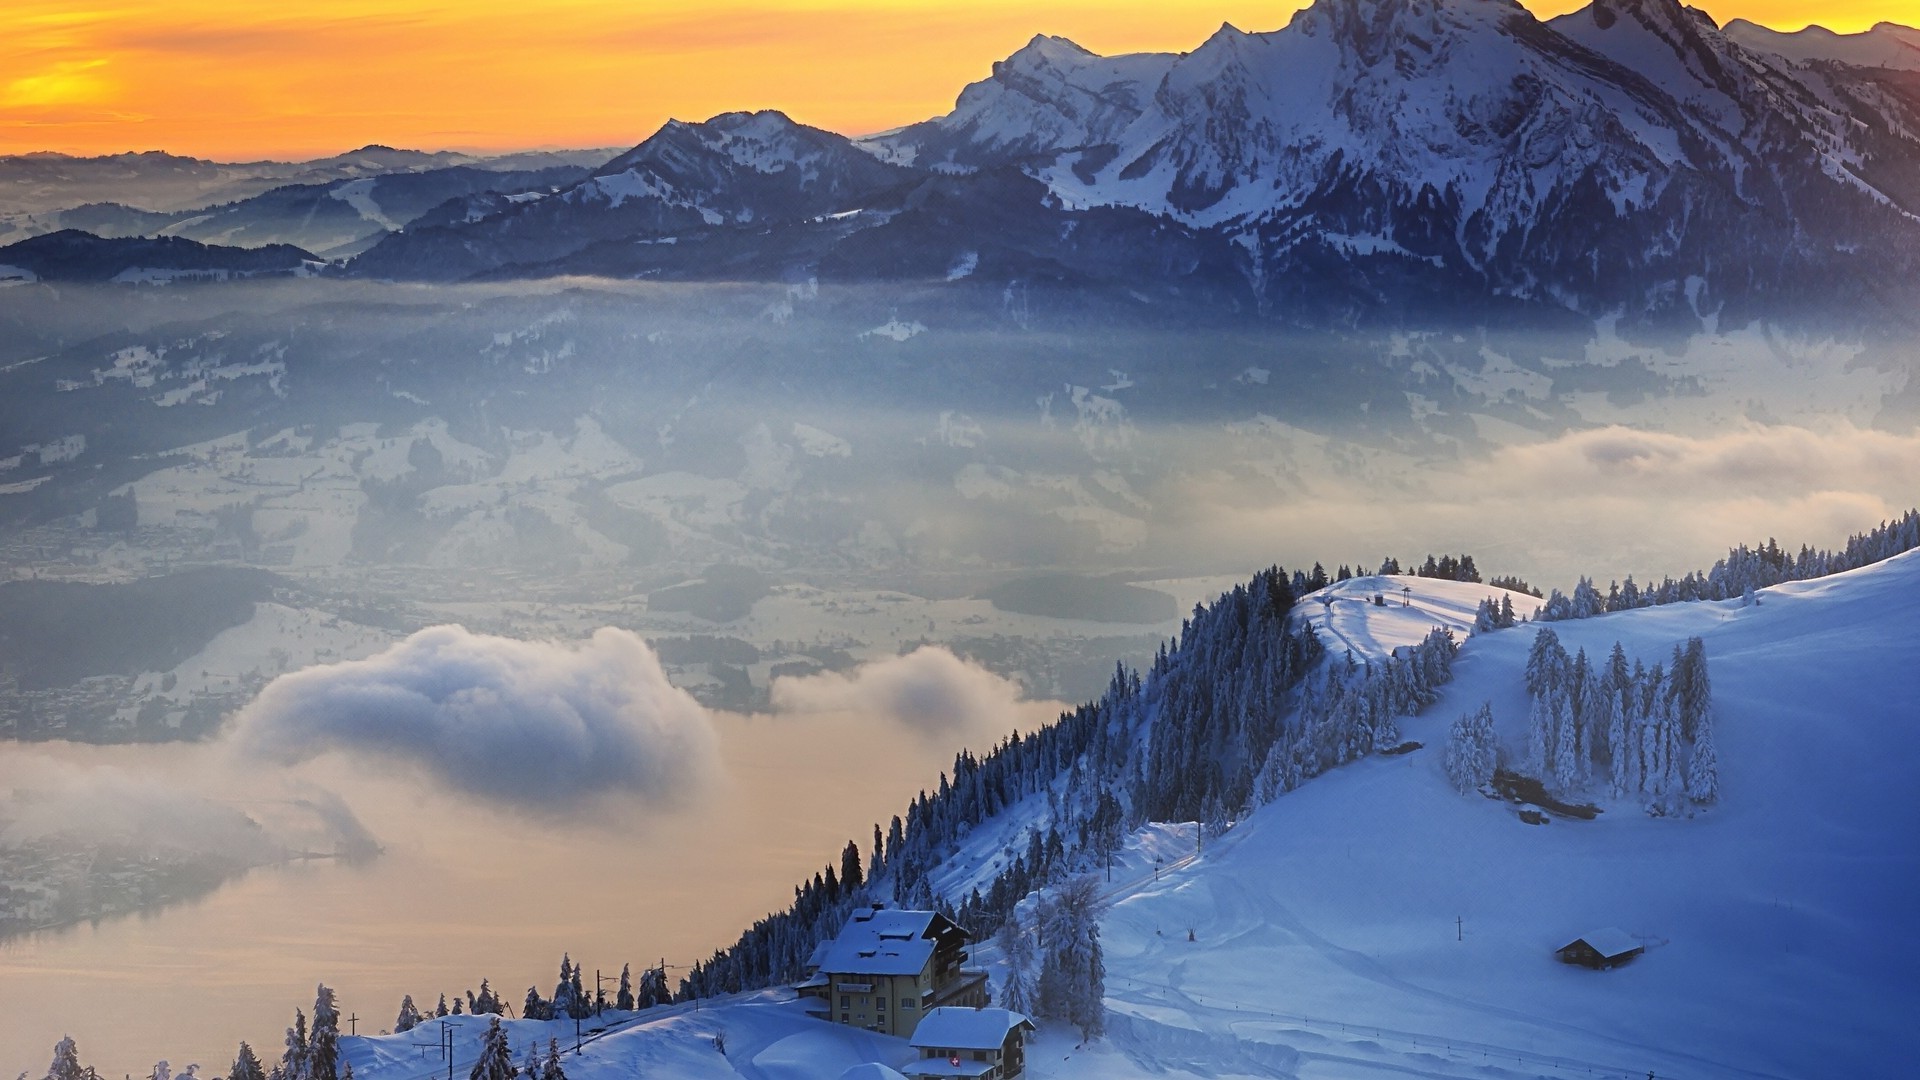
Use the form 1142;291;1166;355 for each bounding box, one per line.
1304;552;1526;594
1447;630;1718;815
680;567;1466;1003
1535;510;1920;622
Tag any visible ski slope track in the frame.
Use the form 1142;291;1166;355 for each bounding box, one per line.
339;552;1919;1078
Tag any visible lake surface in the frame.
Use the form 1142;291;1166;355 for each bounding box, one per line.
0;702;1058;1077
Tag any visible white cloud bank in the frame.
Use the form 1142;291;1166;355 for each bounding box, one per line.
770;645;1030;742
231;625;719;813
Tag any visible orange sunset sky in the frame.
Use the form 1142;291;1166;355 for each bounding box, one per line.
4;1;1915;161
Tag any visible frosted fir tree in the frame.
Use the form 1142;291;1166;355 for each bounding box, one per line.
541;1040;566;1080
394;996;421;1035
450;997;463;1016
521;1045;539;1080
279;1010;308;1080
149;1063;169;1080
1498;593;1517;629
1524;628;1567;699
308;984;340;1080
552;955;575;1020
996;910;1037;1016
435;995;449;1018
1677;637;1712;741
1552;694;1583;793
568;960;588;1019
1607;689;1634;799
1474;598;1497;633
476;980;504;1016
1444;702;1497;793
467;1018;515;1080
1526;693;1552;776
1039;876;1107;1039
229;1044;266;1080
46;1037;84;1080
615;964;634;1011
522;987;547;1022
1687;710;1720;805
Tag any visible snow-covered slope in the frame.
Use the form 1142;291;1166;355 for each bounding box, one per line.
333;550;1918;1078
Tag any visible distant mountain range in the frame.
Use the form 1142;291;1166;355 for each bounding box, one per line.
328;0;1920;332
6;0;1920;334
0;147;612;256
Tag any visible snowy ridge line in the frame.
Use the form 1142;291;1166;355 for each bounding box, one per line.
1532;507;1920;623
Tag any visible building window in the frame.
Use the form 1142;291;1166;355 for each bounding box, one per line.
840;995;849;1008
877;997;886;1011
901;998;916;1009
840;1013;849;1024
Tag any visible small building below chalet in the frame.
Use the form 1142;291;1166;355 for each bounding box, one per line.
1556;927;1644;969
797;903;988;1039
902;1007;1035;1080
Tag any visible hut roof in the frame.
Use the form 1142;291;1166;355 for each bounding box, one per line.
1561;927;1642;959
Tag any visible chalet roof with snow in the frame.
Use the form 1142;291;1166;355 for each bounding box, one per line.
908;1006;1034;1051
817;906;963;977
1560;927;1642;959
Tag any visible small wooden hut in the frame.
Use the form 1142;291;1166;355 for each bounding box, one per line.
1556;927;1644;969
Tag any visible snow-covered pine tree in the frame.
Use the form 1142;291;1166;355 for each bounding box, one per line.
1687;709;1720;805
394;995;421;1034
1677;637;1712;742
149;1061;169;1080
450;997;463;1015
1607;688;1633;799
46;1036;84;1080
521;1045;538;1080
615;964;633;1012
466;1018;514;1080
1526;693;1552;777
435;995;449;1018
308;985;340;1080
1498;594;1517;628
229;1043;266;1080
1551;693;1581;794
551;956;575;1020
541;1039;565;1080
1038;876;1107;1039
279;1010;307;1080
1524;628;1566;699
568;962;587;1019
1444;703;1496;793
1474;598;1496;633
995;911;1036;1016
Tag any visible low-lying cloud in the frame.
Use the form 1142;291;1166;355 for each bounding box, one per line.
0;756;286;862
770;646;1028;742
231;625;719;813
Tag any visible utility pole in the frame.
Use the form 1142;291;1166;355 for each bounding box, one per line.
347;1014;358;1036
595;968;609;1016
439;1022;453;1080
1456;916;1463;942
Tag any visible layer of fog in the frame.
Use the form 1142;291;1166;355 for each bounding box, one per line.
0;640;1066;1076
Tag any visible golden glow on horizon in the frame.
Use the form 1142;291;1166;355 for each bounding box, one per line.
3;1;1917;160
